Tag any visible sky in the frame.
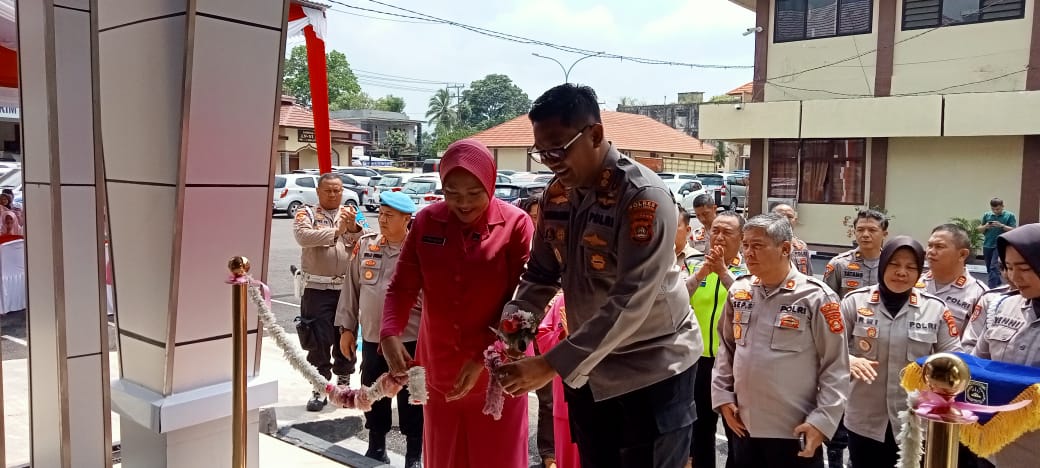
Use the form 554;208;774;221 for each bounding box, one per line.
308;0;757;123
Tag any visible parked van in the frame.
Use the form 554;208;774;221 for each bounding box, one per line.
422;158;441;173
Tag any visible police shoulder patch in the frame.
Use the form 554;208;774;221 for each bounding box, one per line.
627;199;659;244
820;302;844;334
942;309;959;337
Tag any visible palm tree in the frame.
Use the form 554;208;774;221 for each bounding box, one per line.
426;89;456;131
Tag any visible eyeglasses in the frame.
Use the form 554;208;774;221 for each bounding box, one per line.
527;125;591;164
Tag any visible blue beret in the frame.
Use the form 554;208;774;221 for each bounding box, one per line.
379;191;417;214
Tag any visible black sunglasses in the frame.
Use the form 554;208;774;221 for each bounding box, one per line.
527;125;592;164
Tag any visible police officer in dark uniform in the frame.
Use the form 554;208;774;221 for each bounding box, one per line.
496;83;703;468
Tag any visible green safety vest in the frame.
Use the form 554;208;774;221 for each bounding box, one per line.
685;256;748;358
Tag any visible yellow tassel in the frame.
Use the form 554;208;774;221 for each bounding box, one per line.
899;362;1040;458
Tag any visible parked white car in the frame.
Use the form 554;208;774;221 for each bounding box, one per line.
401;176;443;216
677;180;710;210
366;173;423;212
334;166;381;185
272;174;360;217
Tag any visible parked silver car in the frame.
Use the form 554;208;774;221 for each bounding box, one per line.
272;174;360;217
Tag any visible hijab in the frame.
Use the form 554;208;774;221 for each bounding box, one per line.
878;236;925;315
439;139;497;198
998;224;1040;313
0;210;21;236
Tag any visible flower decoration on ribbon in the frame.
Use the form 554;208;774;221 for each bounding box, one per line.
482;306;538;420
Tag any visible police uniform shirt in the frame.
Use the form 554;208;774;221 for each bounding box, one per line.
512;146;703;401
961;285;1012;353
711;268;849;439
791;236;813;276
823;248;880;299
690;226;711;254
841;286;962;442
919;270;987;333
293;206;366;290
972;294;1040;467
336;233;422;343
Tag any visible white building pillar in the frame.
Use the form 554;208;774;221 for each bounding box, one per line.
17;1;114;467
97;1;285;467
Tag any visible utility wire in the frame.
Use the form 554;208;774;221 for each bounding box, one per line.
324;0;752;70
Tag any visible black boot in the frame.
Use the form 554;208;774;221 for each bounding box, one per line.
305;391;326;412
405;436;422;468
365;432;391;464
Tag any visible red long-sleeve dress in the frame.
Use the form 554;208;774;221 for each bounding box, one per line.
382;197;534;468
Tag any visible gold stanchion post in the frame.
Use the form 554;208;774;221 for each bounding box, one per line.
228;256;250;468
921;353;972;468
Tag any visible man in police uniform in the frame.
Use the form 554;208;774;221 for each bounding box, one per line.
690;193;717;253
684;211;747;468
920;224;987;334
336;191;423;467
824;209;888;300
712;213;849;468
496;83;703;468
676;204;698;273
773;203;813;276
293;173;364;411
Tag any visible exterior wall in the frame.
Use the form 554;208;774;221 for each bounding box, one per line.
495;147;529;172
626;150;716;173
891;2;1034;95
698;101;801;139
885;136;1023;243
944;90;1040;136
801;95;942;138
276;126;351;171
765;1;880;101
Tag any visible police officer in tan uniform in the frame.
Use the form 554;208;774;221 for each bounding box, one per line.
293;173;364;411
962;265;1016;353
773;204;813;276
972;224;1040;467
712;213;849;468
689;193;717;254
335;191;423;467
921;223;988;334
840;236;962;467
824;209;888;299
496;84;703;468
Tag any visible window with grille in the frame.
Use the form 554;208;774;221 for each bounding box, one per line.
903;0;1025;30
768;139;866;204
775;0;873;42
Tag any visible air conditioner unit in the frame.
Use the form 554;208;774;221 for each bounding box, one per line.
767;198;796;212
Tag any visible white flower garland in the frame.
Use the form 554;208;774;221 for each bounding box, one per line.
247;279;329;393
244;276;426;405
896;390;925;468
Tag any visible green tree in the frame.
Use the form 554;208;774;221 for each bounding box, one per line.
708;94;740;103
713;141;728;170
431;126;478;154
618;96;644;106
460;74;531;130
426;89;456;131
334;92;374;110
381;129;409;160
282;45;362;107
374;95;406;113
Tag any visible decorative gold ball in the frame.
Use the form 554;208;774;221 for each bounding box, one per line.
922;352;971;397
228;256;251;277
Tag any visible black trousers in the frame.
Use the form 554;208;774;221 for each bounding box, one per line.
360;340;423;437
565;363;697;468
300;288;352;380
691;356;738;467
825;417;850;465
535;379;556;458
729;437;824;468
848;425;897;468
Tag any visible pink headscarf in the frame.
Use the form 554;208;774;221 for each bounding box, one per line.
440;139;497;197
1;210;21;236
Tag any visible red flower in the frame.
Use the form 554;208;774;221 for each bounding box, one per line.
501;319;519;334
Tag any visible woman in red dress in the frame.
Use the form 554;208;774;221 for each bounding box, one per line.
381;139;534;468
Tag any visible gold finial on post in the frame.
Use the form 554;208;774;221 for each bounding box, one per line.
228;256;250;468
922;353;972;468
228;256;251;277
